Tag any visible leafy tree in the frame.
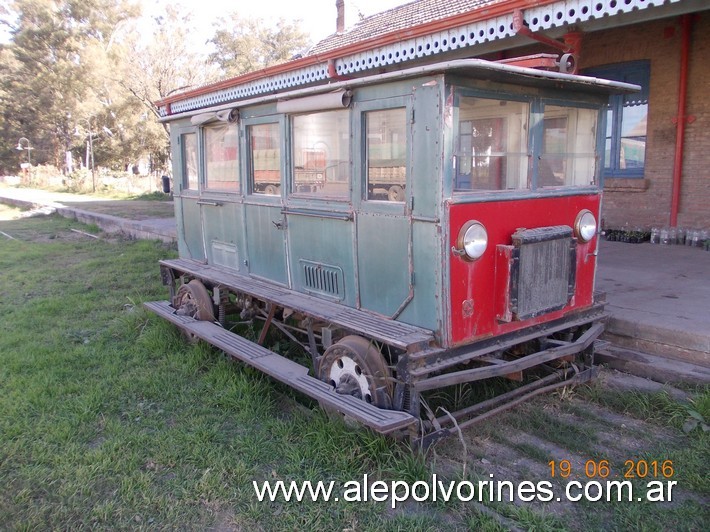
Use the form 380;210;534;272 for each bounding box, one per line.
0;2;314;176
0;0;140;173
115;5;221;171
209;14;311;77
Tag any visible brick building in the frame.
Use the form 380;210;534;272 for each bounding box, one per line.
308;0;709;232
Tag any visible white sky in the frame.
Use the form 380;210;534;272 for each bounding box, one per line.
142;0;410;47
1;1;410;46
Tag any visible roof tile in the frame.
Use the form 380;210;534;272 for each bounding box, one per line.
309;0;500;55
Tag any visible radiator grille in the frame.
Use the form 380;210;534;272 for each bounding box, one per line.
301;260;345;300
510;226;576;320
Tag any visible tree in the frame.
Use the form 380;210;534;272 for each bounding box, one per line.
114;5;221;172
209;14;311;78
0;3;313;176
0;0;140;173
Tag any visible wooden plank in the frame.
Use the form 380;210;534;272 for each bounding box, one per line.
145;300;416;433
160;258;434;351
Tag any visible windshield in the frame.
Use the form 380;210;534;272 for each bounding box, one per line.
453;93;599;194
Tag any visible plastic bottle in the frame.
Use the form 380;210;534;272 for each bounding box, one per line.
650;227;660;244
691;229;701;247
676;227;686;245
686;229;695;246
660;227;670;245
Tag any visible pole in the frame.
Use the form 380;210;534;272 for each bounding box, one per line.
89;130;95;192
669;14;692;227
16;137;32;184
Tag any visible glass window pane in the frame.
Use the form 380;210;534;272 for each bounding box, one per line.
583;60;648;177
365;108;406;202
540;105;597;187
454;97;529;192
619;103;647;170
183;133;198;190
604;108;613;170
204;123;239;192
292;110;350;198
249;123;281;195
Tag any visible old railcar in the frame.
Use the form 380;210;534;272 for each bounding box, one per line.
146;59;636;447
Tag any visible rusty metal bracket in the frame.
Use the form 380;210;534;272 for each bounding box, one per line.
671;115;696;125
415;366;597;449
258;304;277;345
413;322;603;391
511;9;579;74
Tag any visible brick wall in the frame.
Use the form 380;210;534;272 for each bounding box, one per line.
580;13;709;231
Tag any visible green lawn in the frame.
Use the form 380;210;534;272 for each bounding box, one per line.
1;208;707;531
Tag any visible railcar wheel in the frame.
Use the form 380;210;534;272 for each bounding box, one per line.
388;184;405;202
318;335;392;408
174;280;214;342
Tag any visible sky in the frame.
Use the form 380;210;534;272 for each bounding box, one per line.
1;0;411;46
142;0;411;47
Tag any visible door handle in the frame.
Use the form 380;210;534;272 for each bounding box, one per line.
197;200;221;206
272;219;285;230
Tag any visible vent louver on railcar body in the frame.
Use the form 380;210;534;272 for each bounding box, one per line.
300;260;345;301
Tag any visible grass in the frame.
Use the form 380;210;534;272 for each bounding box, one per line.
128;191;173;201
1;208;708;530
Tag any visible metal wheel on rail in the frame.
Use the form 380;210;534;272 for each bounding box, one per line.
174;279;214;342
318;335;393;409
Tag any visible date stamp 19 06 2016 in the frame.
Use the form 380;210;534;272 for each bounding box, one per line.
548;459;675;479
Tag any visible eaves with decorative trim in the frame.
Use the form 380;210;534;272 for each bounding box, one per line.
157;0;685;119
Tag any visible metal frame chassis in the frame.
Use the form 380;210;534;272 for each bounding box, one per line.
154;260;605;445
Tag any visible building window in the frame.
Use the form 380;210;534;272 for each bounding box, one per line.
585;61;649;178
204;123;239;192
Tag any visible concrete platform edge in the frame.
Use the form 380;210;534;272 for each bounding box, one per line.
0;194;176;243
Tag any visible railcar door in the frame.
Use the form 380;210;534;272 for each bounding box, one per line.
243;119;289;285
198;122;243;272
283;109;357;306
354;98;412;316
174;129;205;261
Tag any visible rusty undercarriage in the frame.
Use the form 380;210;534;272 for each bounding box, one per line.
146;258;604;448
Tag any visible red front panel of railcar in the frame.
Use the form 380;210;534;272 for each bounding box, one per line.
448;194;600;346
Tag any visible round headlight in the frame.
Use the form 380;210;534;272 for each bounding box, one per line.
457;221;488;260
575;210;597;242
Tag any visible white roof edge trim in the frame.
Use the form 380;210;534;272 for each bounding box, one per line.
160;58;639;123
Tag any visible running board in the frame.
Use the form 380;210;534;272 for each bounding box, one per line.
145;300;416;434
159;258;434;352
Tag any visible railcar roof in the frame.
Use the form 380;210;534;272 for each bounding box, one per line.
158;58;639;123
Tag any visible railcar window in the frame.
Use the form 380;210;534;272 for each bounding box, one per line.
182;133;198;191
292;110;350;198
249;123;281;195
365;108;407;202
540;106;597;187
204;123;239;192
454;97;528;192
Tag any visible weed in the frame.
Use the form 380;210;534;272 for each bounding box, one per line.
129;191;172;201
